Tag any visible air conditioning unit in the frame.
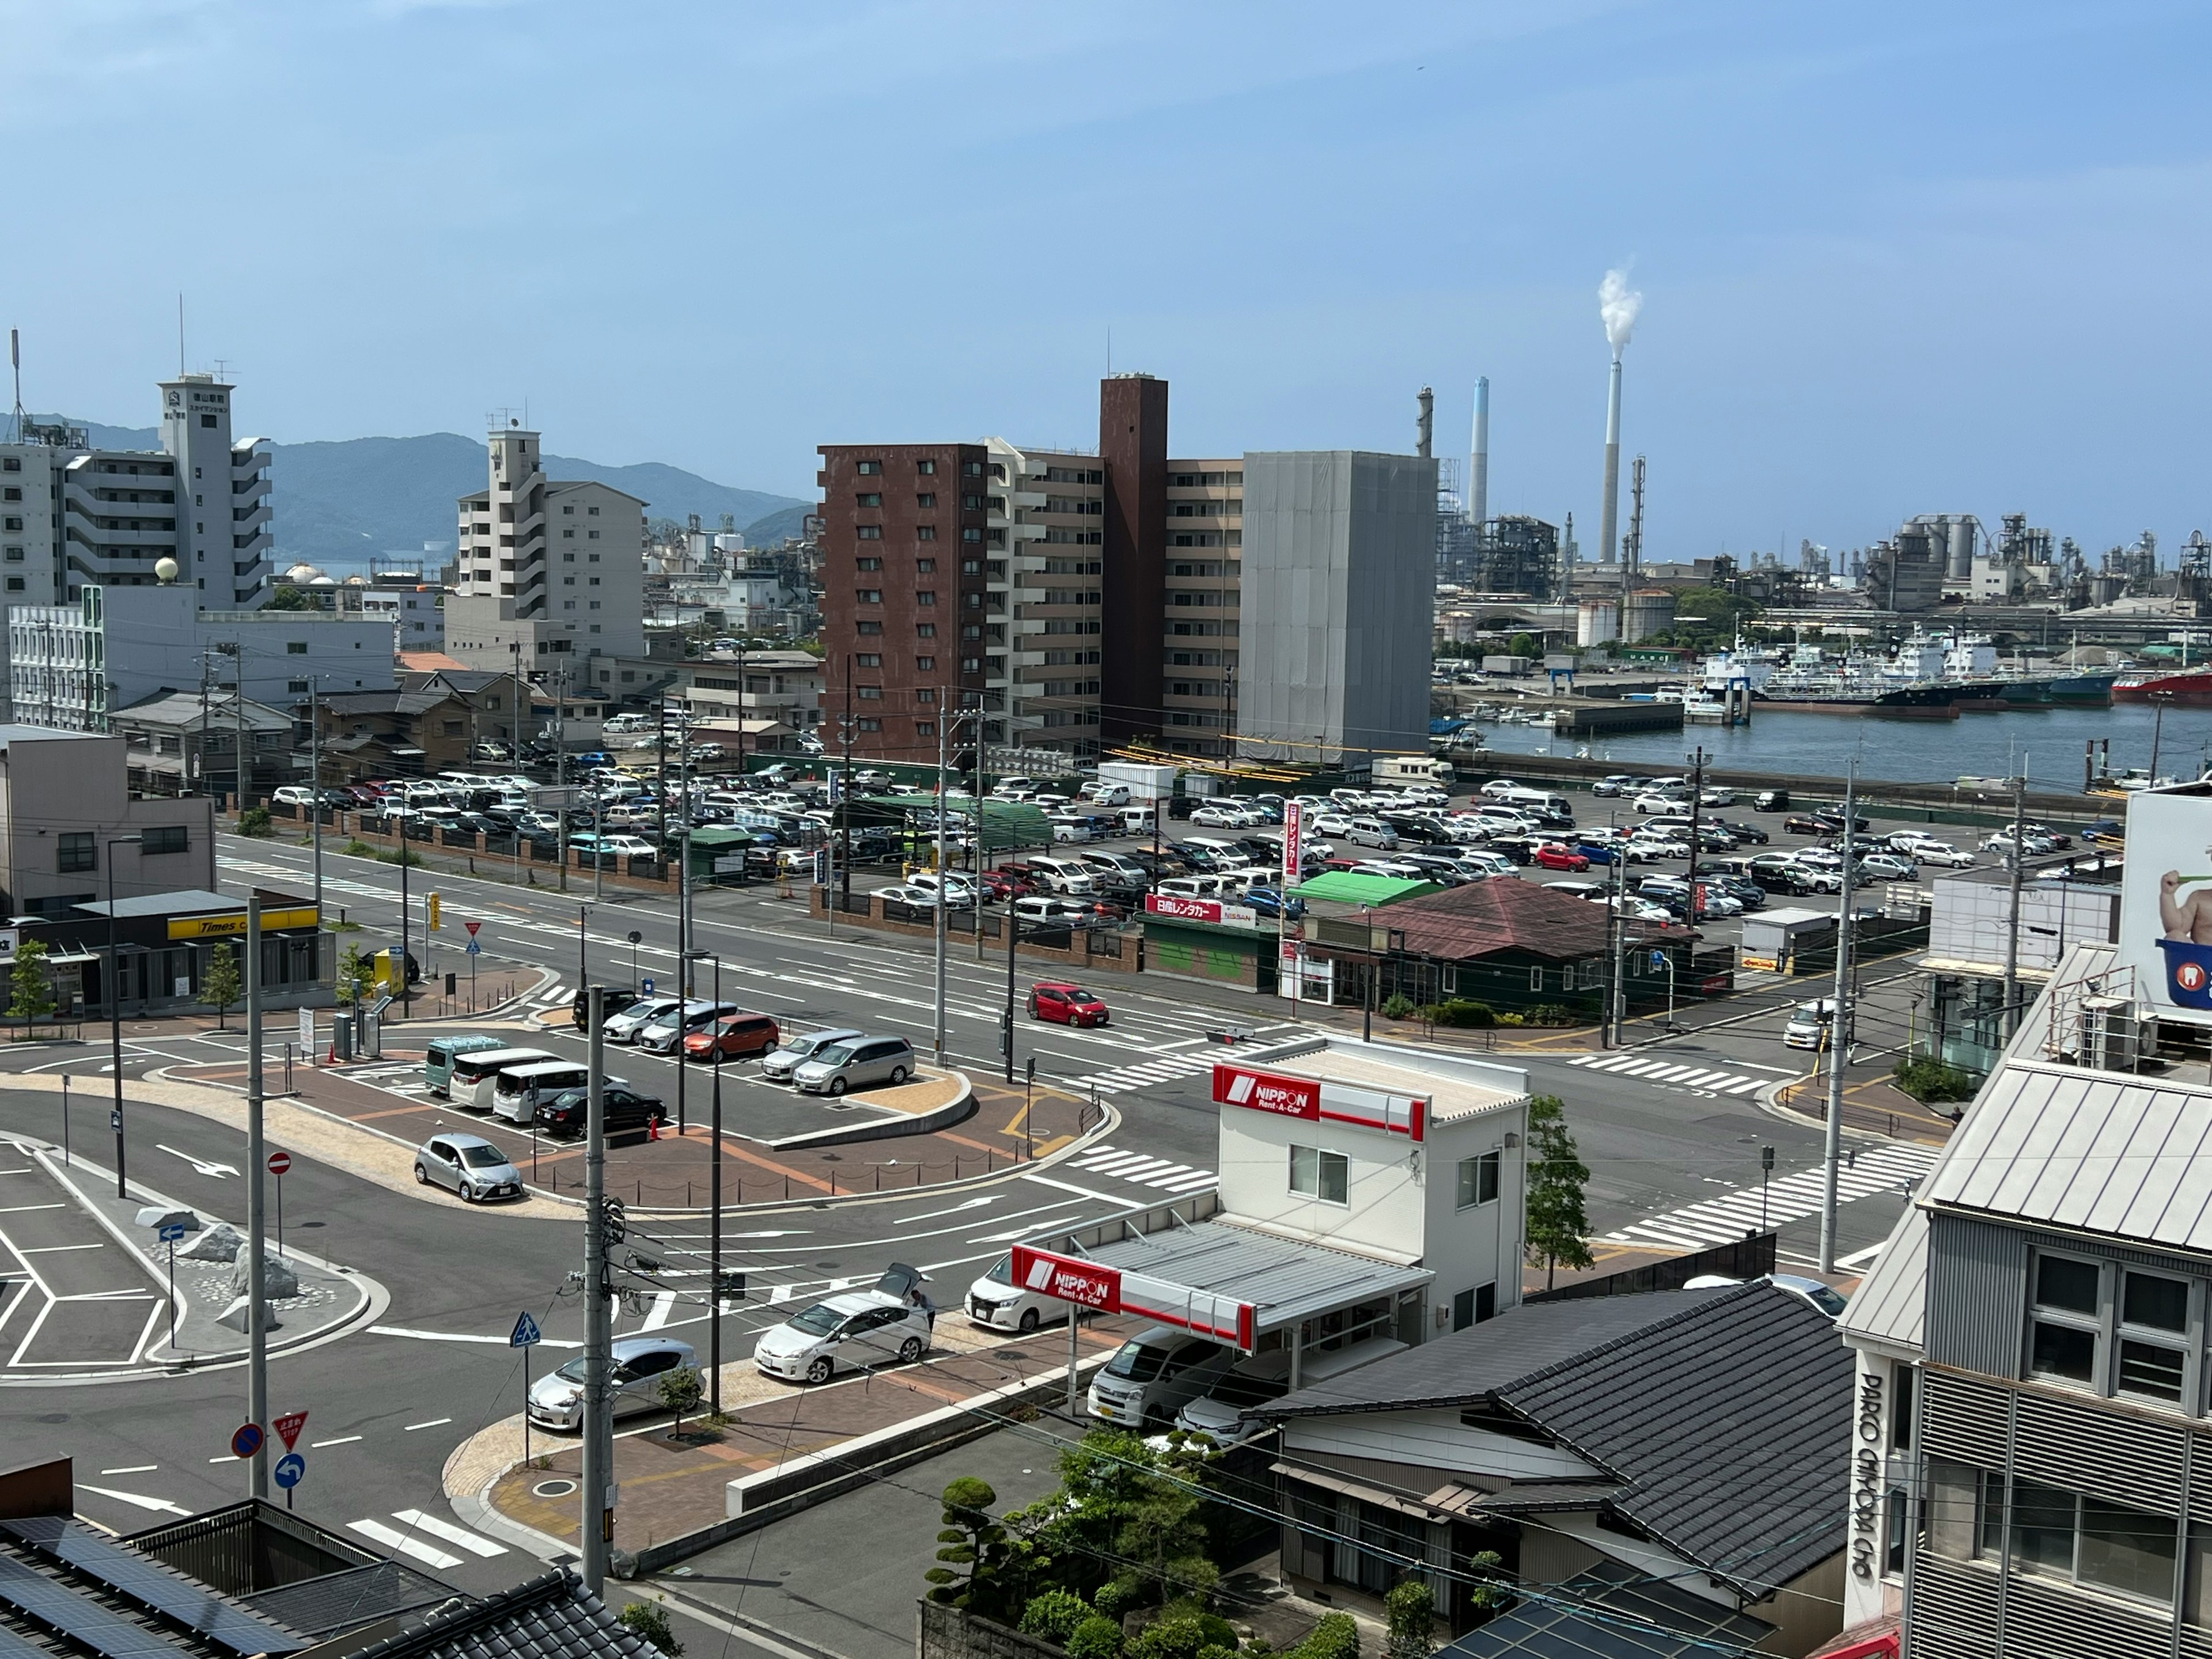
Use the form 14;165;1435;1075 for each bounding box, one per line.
2077;995;2146;1073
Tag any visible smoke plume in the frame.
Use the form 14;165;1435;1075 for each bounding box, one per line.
1599;268;1642;355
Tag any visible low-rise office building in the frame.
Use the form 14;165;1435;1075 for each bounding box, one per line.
0;726;213;916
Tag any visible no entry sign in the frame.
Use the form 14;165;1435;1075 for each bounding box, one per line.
267;1151;292;1177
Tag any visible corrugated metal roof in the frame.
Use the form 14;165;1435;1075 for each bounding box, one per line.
1836;1206;1927;1355
1921;1060;2212;1253
1289;872;1437;906
1440;1560;1771;1659
1084;1219;1431;1331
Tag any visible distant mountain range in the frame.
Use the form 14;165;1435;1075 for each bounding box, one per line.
39;416;810;569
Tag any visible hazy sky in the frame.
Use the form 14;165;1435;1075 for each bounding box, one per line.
5;1;2207;562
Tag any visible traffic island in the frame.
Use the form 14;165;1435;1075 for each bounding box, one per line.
457;1320;1127;1574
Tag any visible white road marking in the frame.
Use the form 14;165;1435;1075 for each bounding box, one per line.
639;1291;676;1332
369;1324;581;1348
100;1465;158;1475
391;1508;507;1557
76;1484;188;1515
311;1436;363;1448
403;1416;454;1431
347;1518;461;1570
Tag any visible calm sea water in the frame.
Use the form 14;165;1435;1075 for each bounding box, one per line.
1472;701;2210;794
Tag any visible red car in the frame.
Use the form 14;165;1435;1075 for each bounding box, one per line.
1533;843;1592;872
682;1011;782;1063
1028;981;1109;1027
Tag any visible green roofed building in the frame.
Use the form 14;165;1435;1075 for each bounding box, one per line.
1287;872;1438;907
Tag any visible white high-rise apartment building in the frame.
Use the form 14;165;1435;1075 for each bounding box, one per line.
0;374;272;610
444;423;647;684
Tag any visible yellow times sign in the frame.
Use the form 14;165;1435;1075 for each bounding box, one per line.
167;907;320;940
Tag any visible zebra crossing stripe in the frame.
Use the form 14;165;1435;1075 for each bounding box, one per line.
1160;1174;1219;1194
1723;1079;1765;1094
1133;1165;1200;1186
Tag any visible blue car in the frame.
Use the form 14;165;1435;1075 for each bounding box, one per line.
1244;885;1307;919
1573;842;1619;865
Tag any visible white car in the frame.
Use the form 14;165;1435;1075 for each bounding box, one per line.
966;1253;1070;1334
1698;787;1736;808
1909;842;1975;869
527;1336;697;1430
1857;854;1917;881
1631;791;1685;814
1478;779;1524;801
604;996;684;1044
1310;812;1354;835
754;1283;933;1384
1188;804;1257;828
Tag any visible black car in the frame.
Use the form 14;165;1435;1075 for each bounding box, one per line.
1484;835;1541;865
1707;874;1768;909
1753;789;1790;812
536;1085;665;1139
1724;820;1770;845
573;987;650;1031
1813;809;1871;834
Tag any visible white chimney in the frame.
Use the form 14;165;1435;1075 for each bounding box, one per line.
1469;377;1488;528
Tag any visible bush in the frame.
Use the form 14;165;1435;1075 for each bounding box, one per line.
1385;1578;1434;1659
1892;1056;1976;1104
1525;1003;1582;1027
236;806;273;838
1380;993;1418;1020
339;839;377;858
1068;1616;1125;1659
375;847;423;866
1092;1581;1139;1622
1289;1614;1359;1659
1135;1617;1210;1659
1020;1591;1093;1646
1426;999;1496;1029
617;1600;684;1657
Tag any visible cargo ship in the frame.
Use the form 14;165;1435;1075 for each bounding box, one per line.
2113;666;2212;706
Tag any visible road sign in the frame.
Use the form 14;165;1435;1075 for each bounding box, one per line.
464;919;482;937
272;1452;305;1491
157;1222;187;1244
465;939;482;957
1650;950;1667;969
641;976;655;994
230;1423;264;1460
274;1409;308;1450
267;1150;292;1177
109;1109;122;1133
427;892;442;930
510;1310;542;1349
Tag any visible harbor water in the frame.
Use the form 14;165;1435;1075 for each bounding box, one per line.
1473;700;2210;794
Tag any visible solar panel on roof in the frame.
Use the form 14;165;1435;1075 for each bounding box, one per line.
0;1519;307;1657
0;1624;69;1659
0;1551;182;1657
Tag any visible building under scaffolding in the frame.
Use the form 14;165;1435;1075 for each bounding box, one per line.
1471;515;1561;601
1434;459;1480;583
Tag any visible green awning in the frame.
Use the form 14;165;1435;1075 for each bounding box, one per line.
855;793;1053;854
1287;872;1439;907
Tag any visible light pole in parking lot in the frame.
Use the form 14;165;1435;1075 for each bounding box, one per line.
687;947;727;1414
104;835;142;1198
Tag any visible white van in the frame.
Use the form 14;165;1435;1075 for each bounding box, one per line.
493;1059;597;1126
1498;786;1571;816
1025;856;1097;896
1784;999;1840;1051
1373;756;1455;787
448;1047;558;1112
1088;1326;1238;1427
1180;836;1255;869
1119;805;1158;836
1079;782;1132;807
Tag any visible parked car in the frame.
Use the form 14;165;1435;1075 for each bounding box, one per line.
603;995;683;1044
1722;820;1770;845
1029;982;1109;1027
1753;789;1790;812
533;1084;665;1139
683;1012;782;1063
793;1035;917;1096
755;1271;934;1384
1172;1338;1408;1448
528;1336;698;1430
412;1133;524;1203
1590;775;1645;798
634;999;744;1055
1088;1327;1237;1428
966;1253;1069;1334
1782;814;1826;835
762;1026;867;1084
1857;853;1918;881
1532;843;1592;872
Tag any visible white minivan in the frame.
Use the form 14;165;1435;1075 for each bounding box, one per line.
965;1253;1069;1333
1025;856;1097;895
1088;1327;1238;1427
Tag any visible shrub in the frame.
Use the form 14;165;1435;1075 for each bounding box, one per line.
656;1364;704;1434
1385;1578;1434;1659
374;847;423;866
236;806;272;838
1135;1617;1210;1659
1290;1613;1359;1659
1426;999;1495;1029
339;839;377;858
1092;1582;1138;1622
1068;1616;1125;1659
617;1600;684;1657
1020;1591;1093;1646
1525;1003;1582;1027
1198;1646;1237;1659
1892;1056;1976;1104
1380;993;1417;1020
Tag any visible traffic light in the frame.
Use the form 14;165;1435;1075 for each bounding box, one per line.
427;891;442;930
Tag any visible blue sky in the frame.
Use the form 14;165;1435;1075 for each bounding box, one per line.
3;0;2207;562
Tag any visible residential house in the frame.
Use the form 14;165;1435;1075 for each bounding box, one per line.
1257;1285;1853;1654
315;688;476;781
111;689;295;799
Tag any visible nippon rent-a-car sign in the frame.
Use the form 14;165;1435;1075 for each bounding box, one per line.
1010;1244;1255;1347
1212;1062;1427;1141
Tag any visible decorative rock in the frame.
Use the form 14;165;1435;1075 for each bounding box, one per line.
228;1252;301;1300
179;1222;244;1263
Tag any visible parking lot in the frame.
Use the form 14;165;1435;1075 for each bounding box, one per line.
0;1141;171;1374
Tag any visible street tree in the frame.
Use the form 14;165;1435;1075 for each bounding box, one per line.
202;942;243;1030
7;940;53;1036
1524;1093;1594;1290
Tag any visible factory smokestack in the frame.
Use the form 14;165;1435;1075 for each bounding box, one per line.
1416;386;1433;459
1469;376;1488;528
1595;268;1642;569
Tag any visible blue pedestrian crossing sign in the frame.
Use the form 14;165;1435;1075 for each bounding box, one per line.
510;1310;542;1349
465;938;482;956
1649;950;1667;969
273;1452;305;1491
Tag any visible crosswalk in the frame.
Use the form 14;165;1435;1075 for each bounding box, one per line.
1063;1142;1218;1195
1603;1141;1940;1251
1565;1051;1778;1096
1069;1024;1304;1097
348;1509;507;1570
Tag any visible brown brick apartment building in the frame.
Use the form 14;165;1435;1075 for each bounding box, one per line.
818;374;1246;767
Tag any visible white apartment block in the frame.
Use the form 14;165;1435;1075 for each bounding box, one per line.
445;424;647;685
360;581;445;655
0;374;272;612
984;437;1104;758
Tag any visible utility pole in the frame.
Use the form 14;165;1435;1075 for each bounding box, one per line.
554;665;568;893
308;680;323;919
1605;849;1627;1047
230;643;248;817
934;692;950;1065
709;955;725;1416
1685;745;1706;910
2002;766;2027;1038
1817;764;1857;1275
246;896;268;1498
1003;893;1018;1085
581;986;612;1594
675;821;691;1135
509;642;525;885
839;661;854;914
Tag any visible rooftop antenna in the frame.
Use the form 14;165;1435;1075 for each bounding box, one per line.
177;294;185;377
7;329;22;444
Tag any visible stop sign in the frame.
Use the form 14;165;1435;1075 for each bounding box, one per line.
267;1151;292;1176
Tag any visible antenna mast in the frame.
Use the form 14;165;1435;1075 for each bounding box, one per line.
7;329;21;444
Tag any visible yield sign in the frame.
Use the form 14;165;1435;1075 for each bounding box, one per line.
274;1410;309;1452
464;920;482;937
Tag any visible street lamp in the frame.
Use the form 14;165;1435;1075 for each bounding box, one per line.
685;948;727;1415
1361;903;1374;1043
577;903;590;990
104;835;143;1198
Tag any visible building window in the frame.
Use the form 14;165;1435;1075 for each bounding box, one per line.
916;592;935;607
916;721;936;737
1456;1150;1501;1209
856;493;882;508
2028;1251;2102;1387
916;655;935;671
588;505;600;516
857;460;882;475
917;460;936;475
142;825;188;855
855;557;883;571
2118;1269;2190;1402
857;525;882;541
854;653;882;668
856;589;882;604
857;717;882;732
916;525;937;541
1289;1144;1348;1205
857;687;883;700
916;493;937;508
57;833;95;873
857;622;883;636
1997;1478;2179;1605
288;678;309;694
1450;1284;1497;1331
916;558;936;573
286;641;308;654
3;578;20;593
915;688;936;705
916;623;936;638
588;530;600;540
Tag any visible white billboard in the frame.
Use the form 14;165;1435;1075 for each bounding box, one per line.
2118;790;2212;1026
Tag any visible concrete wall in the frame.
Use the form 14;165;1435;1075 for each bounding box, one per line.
918;1601;1067;1659
1236;451;1434;766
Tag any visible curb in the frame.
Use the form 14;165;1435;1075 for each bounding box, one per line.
763;1069;975;1152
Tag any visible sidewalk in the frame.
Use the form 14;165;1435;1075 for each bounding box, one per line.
462;1318;1128;1566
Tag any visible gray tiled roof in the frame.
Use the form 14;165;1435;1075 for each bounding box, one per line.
340;1569;657;1659
1836;1205;1927;1355
1267;1285;1851;1598
1921;1059;2212;1253
1441;1560;1770;1659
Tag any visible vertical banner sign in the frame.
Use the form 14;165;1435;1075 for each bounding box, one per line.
1283;801;1302;883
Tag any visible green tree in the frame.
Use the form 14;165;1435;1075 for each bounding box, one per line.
1018;1590;1093;1646
1067;1618;1124;1659
926;1477;1012;1611
7;940;53;1035
264;585;316;612
202;941;243;1031
237;805;272;837
1508;632;1537;660
1385;1578;1434;1659
1525;1093;1593;1289
657;1364;704;1437
335;942;374;1007
615;1600;684;1657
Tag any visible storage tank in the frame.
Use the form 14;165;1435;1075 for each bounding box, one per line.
1621;588;1675;645
1577;600;1619;646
